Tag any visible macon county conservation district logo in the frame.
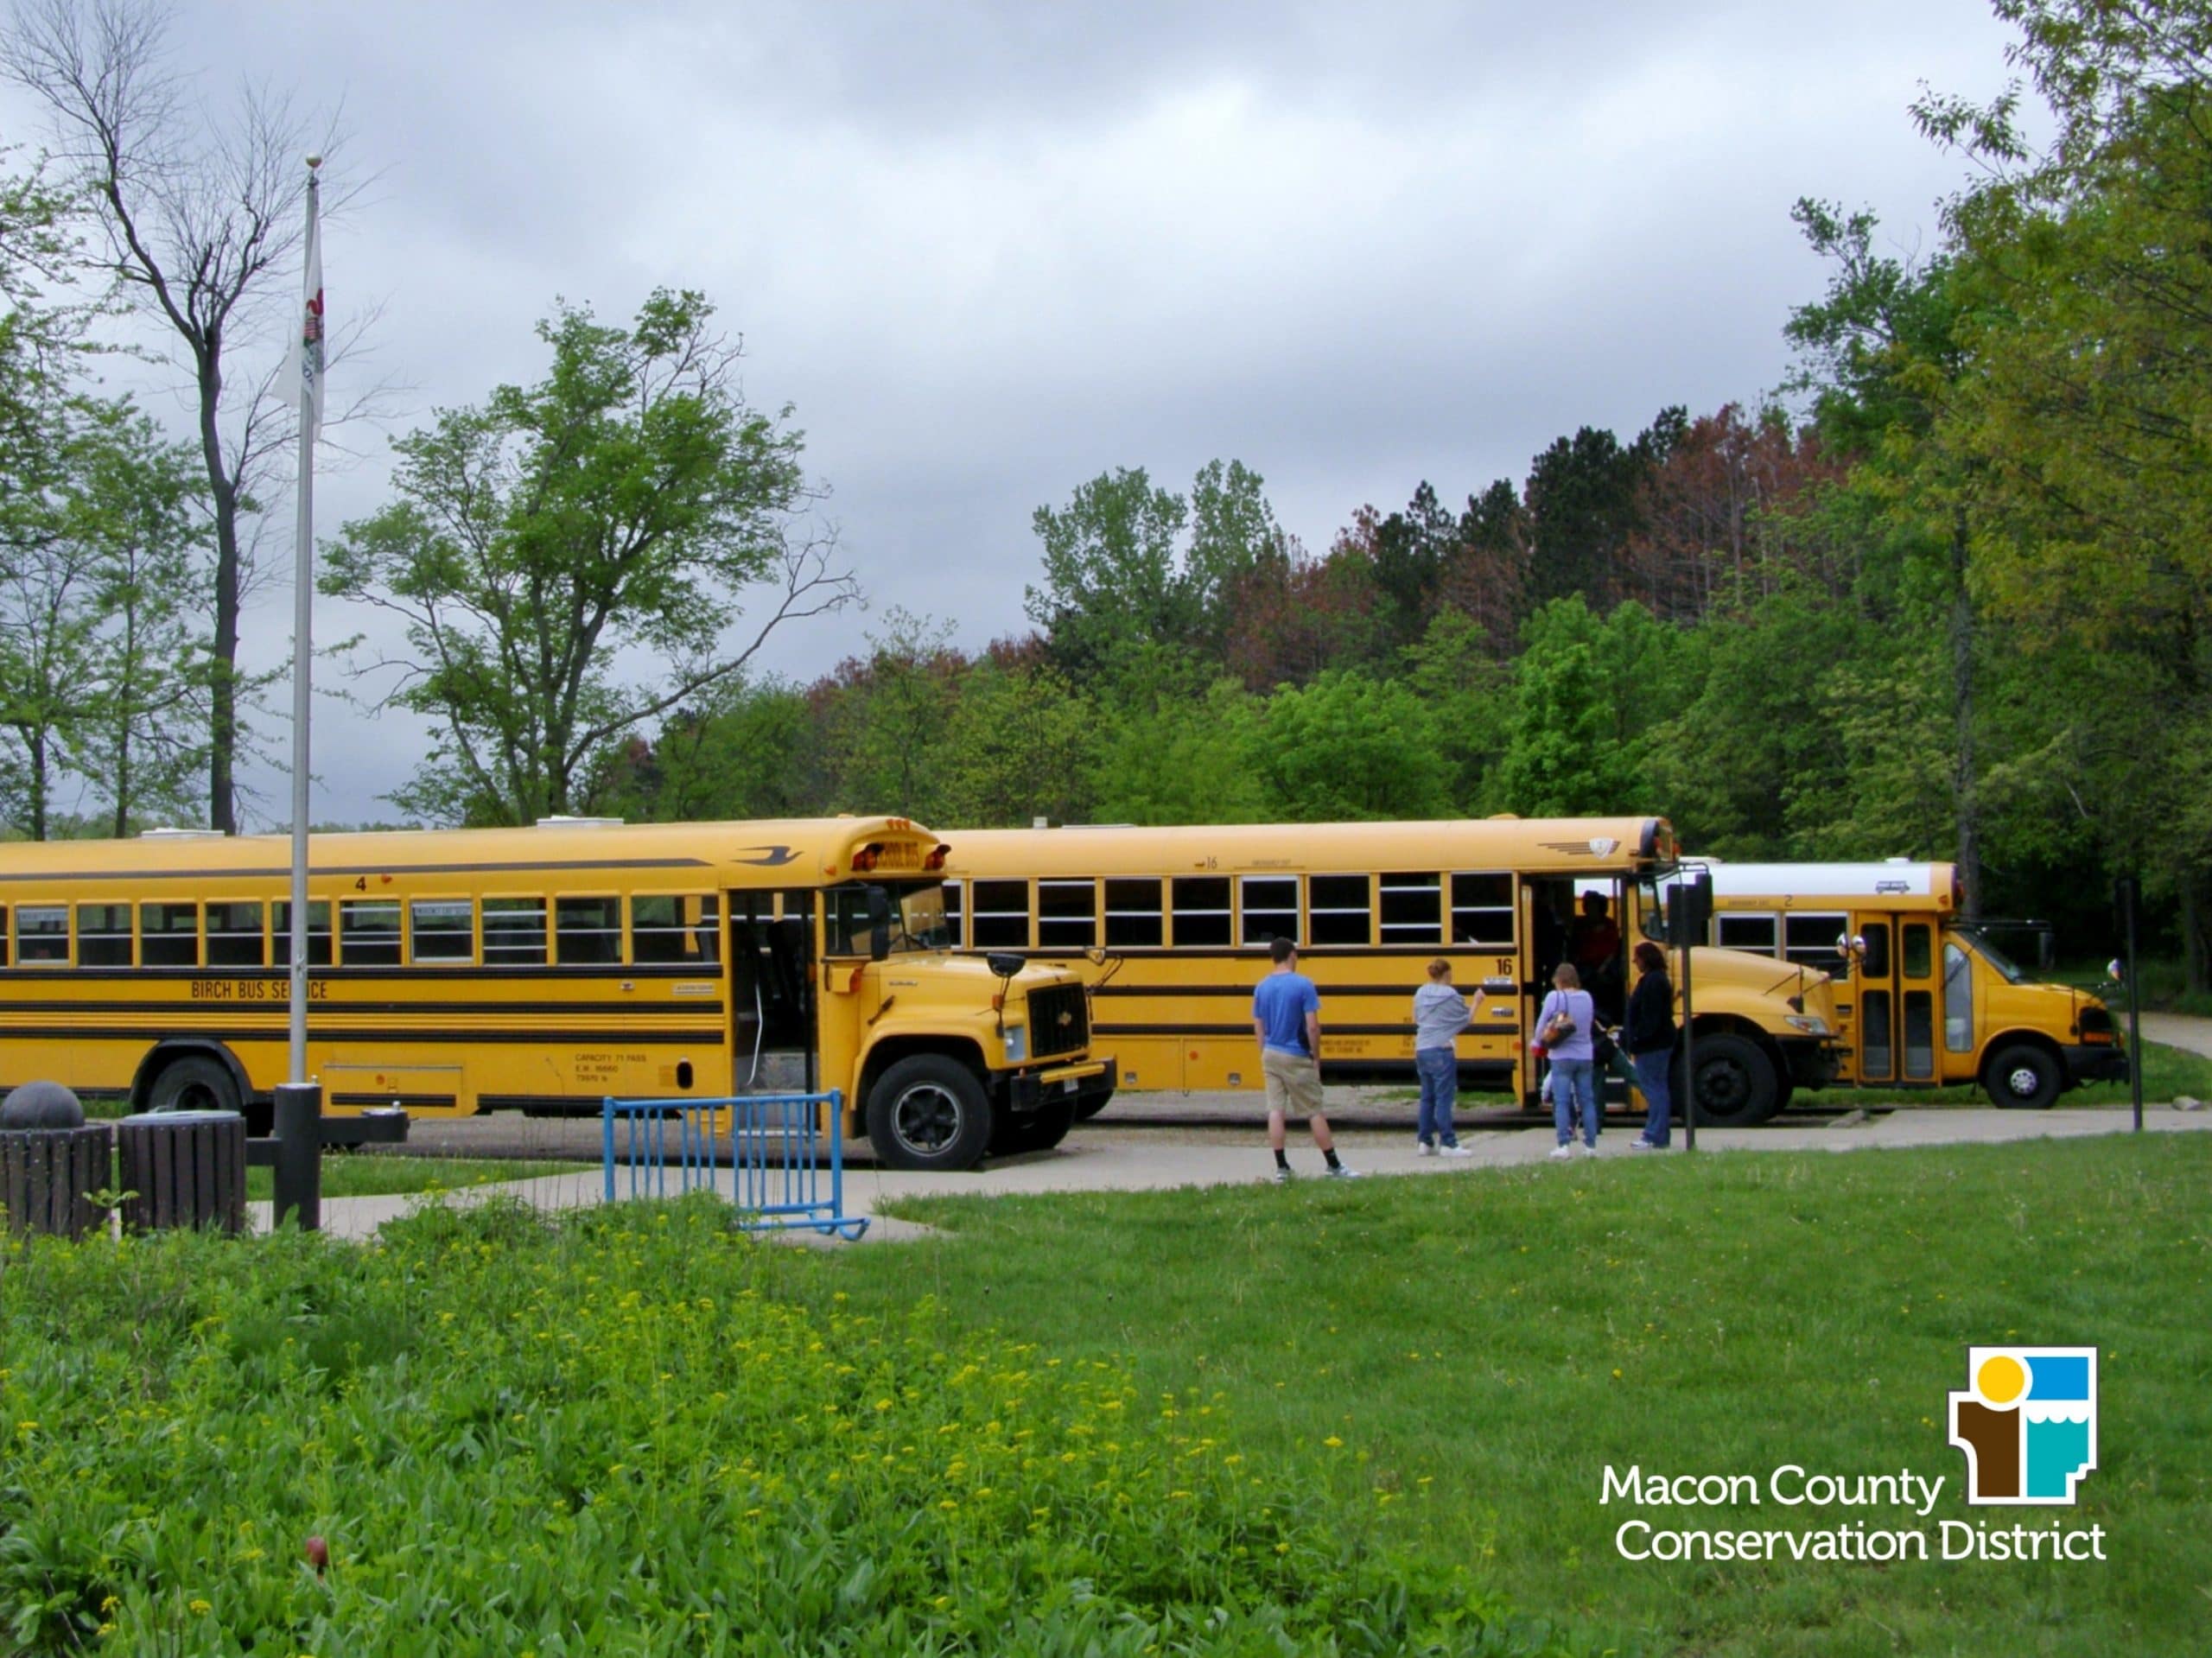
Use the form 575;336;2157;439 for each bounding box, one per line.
1948;1346;2097;1505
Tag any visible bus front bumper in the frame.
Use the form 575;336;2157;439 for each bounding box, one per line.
2063;1044;2130;1087
1779;1037;1840;1092
998;1058;1111;1113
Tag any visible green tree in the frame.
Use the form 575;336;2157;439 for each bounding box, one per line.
1249;670;1449;821
938;658;1096;828
1085;647;1268;825
1908;0;2212;979
1493;598;1690;817
5;0;356;833
1027;460;1283;675
324;289;857;825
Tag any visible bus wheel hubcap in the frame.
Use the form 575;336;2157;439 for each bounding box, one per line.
2009;1067;2038;1096
893;1085;961;1153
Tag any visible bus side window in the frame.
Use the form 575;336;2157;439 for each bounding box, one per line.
140;902;200;968
1717;912;1779;957
1307;875;1372;947
941;880;964;948
77;904;132;968
0;905;10;966
1859;924;1891;980
17;906;66;964
1171;876;1230;947
1379;873;1441;945
1783;912;1850;977
207;901;266;968
340;899;403;967
1038;880;1097;950
273;901;334;967
410;899;475;963
1103;879;1162;948
968;880;1030;949
483;899;548;965
1239;875;1298;947
632;894;718;964
555;897;623;965
1450;873;1514;946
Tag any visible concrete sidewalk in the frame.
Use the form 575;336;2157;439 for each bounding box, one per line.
267;1104;2212;1243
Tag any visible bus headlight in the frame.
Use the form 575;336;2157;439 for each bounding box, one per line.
1784;1014;1830;1037
1003;1024;1028;1064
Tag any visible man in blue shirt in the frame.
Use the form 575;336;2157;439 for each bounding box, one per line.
1252;937;1361;1185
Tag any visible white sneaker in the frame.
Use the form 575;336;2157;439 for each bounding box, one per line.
1574;1141;1599;1159
1438;1143;1474;1159
1324;1163;1363;1179
1272;1166;1294;1185
1629;1138;1662;1152
1414;1140;1435;1157
1548;1144;1575;1161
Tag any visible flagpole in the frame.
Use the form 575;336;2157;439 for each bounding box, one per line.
287;155;322;1086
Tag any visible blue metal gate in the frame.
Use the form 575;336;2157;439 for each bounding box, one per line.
601;1090;868;1240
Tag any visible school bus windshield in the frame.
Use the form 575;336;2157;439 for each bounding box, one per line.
897;883;950;951
1955;925;2030;985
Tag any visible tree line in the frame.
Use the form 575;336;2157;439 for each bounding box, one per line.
1;0;2207;986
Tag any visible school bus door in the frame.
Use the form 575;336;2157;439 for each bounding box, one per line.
1848;912;1940;1087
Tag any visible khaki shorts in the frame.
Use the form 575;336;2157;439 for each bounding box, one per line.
1262;1047;1325;1116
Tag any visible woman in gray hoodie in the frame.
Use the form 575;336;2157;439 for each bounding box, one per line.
1411;958;1482;1157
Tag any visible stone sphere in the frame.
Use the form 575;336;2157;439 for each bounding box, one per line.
0;1080;86;1129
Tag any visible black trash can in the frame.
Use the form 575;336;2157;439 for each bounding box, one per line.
115;1111;247;1236
0;1125;112;1241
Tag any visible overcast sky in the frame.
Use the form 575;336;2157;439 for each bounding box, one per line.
6;0;2026;827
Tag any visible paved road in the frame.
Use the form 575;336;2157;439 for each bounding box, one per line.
279;1100;2212;1245
2141;1010;2212;1064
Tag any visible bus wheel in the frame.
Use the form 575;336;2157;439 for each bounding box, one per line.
1072;1084;1115;1121
991;1097;1077;1156
866;1055;992;1171
1985;1044;2061;1109
147;1056;240;1116
1677;1033;1779;1128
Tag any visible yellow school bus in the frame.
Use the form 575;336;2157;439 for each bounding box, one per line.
0;816;1104;1169
939;818;1840;1127
1673;861;2126;1107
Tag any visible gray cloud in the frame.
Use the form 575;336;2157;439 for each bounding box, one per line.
3;0;2024;825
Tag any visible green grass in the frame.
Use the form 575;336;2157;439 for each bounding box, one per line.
240;1153;590;1203
791;1135;2210;1658
0;1198;1558;1656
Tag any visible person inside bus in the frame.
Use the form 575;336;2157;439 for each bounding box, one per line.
1411;958;1480;1158
1537;962;1600;1159
1569;891;1624;1020
1625;941;1678;1150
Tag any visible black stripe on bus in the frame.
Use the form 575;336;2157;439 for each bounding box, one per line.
0;856;715;884
0;1007;725;1021
977;945;1519;961
329;1093;458;1110
0;1026;708;1046
1096;1020;1427;1039
0;999;724;1018
0;964;720;981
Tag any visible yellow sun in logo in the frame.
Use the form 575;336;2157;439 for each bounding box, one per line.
1977;1354;2026;1404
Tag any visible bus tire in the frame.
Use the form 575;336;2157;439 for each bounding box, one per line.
1072;1084;1115;1121
1676;1032;1779;1128
991;1097;1077;1156
866;1054;992;1171
1984;1043;2061;1109
146;1055;241;1118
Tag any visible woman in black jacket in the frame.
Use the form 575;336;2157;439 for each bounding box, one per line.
1626;941;1679;1150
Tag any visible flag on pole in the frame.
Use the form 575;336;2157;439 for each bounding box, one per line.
296;176;325;445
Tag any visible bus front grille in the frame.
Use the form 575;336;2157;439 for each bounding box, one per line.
1027;984;1090;1059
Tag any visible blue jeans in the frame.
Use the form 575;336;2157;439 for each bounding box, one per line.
1415;1047;1460;1147
1634;1050;1673;1147
1548;1058;1599;1147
